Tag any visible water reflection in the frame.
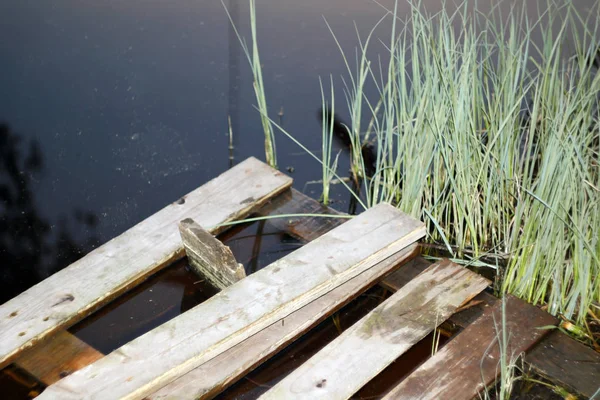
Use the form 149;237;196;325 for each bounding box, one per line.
0;123;100;304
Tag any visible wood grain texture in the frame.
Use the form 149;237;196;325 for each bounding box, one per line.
38;203;426;400
526;330;600;398
0;157;292;369
179;218;245;289
262;191;599;399
148;245;420;400
14;330;104;385
260;260;490;400
383;295;557;400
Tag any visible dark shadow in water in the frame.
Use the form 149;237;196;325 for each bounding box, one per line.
0;123;100;305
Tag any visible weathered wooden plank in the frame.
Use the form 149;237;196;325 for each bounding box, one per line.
260;260;490;400
179;218;245;289
0;157;292;369
383;295;557;400
148;244;419;400
13;330;104;385
38;204;426;400
526;330;600;399
259;190;599;398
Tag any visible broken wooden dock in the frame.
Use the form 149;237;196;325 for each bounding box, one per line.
1;157;598;399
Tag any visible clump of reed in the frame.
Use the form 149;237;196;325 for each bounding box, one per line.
324;0;599;337
226;0;599;341
223;0;277;168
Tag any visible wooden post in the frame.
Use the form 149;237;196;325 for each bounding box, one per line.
179;218;245;289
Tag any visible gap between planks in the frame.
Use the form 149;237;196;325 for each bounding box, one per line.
38;203;426;400
0;157;292;369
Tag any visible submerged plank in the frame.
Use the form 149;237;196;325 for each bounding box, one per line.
14;330;104;385
526;330;600;399
0;157;292;368
383;295;557;400
39;203;426;400
256;188;345;242
179;218;245;289
149;245;419;400
260;260;490;400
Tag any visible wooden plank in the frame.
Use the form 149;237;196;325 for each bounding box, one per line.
260;190;599;398
149;245;419;400
14;330;104;385
38;203;426;400
526;330;600;398
179;218;245;289
260;260;490;400
0;157;292;369
382;295;557;400
379;256;497;325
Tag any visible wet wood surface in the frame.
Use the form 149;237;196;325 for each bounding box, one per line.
179;218;245;289
149;245;419;400
38;204;425;400
260;260;490;400
0;157;292;369
12;186;597;399
526;330;600;398
260;189;598;399
14;330;103;386
383;295;557;400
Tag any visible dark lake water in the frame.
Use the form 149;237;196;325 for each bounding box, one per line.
1;0;597;302
1;1;597;398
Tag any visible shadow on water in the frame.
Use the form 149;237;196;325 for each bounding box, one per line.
0;123;100;305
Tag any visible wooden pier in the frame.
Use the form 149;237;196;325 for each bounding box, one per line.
1;157;598;399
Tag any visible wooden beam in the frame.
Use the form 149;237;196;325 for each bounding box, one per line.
14;330;103;386
149;245;419;400
260;260;490;400
0;157;292;369
382;295;557;400
38;204;426;400
179;218;245;289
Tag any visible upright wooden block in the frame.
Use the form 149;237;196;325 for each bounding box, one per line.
179;218;245;289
